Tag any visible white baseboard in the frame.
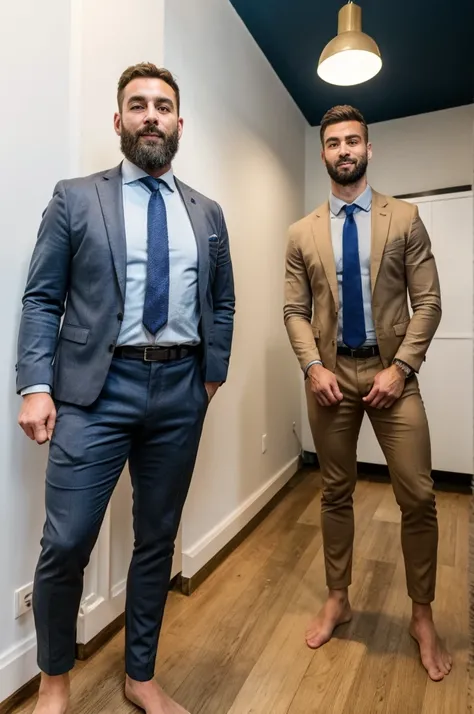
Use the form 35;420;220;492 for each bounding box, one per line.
181;456;300;579
0;633;38;703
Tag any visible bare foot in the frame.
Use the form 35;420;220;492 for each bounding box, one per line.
306;589;352;649
32;674;70;714
409;604;452;681
125;677;190;714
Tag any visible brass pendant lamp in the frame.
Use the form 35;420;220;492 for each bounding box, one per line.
317;1;382;86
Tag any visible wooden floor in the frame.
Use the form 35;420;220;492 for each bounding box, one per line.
12;469;469;714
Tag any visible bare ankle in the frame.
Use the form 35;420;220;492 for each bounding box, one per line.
38;674;69;699
126;675;154;689
328;588;349;604
411;602;433;621
39;673;70;690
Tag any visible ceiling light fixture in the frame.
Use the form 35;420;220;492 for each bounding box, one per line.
317;1;382;86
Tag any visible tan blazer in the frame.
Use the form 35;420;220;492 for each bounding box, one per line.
284;189;441;374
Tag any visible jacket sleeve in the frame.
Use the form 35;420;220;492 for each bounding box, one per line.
205;203;235;383
283;228;320;371
16;182;71;393
394;206;442;371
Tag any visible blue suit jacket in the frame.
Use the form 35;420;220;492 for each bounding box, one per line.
16;163;235;406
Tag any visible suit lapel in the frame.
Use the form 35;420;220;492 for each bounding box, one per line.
96;164;127;302
370;190;392;295
175;178;209;310
312;203;339;308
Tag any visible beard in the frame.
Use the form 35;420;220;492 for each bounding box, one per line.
120;124;179;172
325;152;368;186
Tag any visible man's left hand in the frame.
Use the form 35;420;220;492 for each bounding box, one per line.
362;365;405;410
204;382;221;403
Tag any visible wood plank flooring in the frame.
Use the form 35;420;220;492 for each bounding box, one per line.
10;469;469;714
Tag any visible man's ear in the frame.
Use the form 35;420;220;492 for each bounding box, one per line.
114;112;122;137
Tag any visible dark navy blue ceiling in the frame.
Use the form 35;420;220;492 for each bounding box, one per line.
229;0;473;126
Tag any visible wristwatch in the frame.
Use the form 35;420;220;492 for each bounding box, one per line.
393;358;413;379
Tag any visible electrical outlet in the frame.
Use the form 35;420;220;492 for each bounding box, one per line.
15;582;34;619
261;434;267;454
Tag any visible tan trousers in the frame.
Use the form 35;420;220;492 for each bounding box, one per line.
306;355;438;604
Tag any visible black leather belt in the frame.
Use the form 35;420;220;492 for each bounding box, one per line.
114;345;198;362
337;345;380;358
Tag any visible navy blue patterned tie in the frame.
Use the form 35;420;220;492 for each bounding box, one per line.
342;204;366;348
140;176;169;335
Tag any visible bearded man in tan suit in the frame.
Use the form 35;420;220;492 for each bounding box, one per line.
284;105;452;681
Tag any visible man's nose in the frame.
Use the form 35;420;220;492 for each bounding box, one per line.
144;104;159;124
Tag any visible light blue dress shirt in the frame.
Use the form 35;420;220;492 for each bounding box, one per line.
329;184;376;347
22;159;200;395
118;158;200;347
304;184;376;376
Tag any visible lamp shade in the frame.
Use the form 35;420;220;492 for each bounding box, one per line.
318;2;382;86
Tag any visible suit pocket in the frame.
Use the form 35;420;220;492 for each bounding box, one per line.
60;324;90;344
208;239;218;264
393;320;410;336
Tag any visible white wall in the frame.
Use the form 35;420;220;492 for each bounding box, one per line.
0;0;72;702
164;0;306;576
305;105;474;212
0;0;165;701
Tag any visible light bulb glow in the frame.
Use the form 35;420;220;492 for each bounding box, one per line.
318;48;382;86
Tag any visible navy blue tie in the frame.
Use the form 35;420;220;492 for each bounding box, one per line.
342;204;366;348
140;176;169;335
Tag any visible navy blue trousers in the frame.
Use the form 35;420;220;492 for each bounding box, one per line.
33;354;208;681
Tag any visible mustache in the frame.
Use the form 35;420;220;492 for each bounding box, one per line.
336;157;356;167
137;127;166;139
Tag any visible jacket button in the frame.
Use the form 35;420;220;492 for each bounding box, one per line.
109;343;115;352
117;312;124;321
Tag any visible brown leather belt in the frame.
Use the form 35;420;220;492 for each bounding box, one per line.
337;345;380;358
114;345;199;362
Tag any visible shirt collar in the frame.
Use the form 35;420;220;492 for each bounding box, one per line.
121;158;175;193
330;184;372;217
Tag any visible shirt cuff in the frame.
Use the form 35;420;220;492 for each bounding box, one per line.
21;384;52;396
304;360;323;378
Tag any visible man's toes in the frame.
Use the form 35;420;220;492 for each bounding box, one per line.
441;655;452;675
426;662;444;681
306;629;329;649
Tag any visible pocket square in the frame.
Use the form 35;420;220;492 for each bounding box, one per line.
209;234;218;242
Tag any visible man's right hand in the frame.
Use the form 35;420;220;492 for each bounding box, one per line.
308;364;343;407
18;393;57;444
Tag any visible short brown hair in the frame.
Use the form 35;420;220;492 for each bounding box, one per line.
320;105;368;145
117;63;180;114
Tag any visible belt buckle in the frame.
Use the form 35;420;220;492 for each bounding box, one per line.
143;346;155;362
